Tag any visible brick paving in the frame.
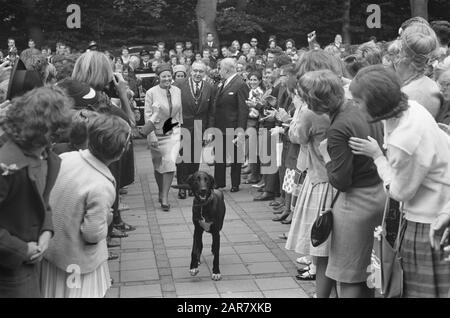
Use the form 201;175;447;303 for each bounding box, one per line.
105;140;315;298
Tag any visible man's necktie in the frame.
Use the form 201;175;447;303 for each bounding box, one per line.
195;83;200;98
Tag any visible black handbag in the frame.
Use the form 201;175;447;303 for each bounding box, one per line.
311;185;340;248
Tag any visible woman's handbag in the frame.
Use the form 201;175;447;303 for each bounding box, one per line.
311;185;339;248
290;170;307;210
370;197;403;298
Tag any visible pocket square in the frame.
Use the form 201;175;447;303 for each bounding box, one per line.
228;92;235;96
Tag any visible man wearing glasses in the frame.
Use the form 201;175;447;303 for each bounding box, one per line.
175;61;216;199
250;38;264;56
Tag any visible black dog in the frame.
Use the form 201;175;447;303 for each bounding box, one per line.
172;171;226;281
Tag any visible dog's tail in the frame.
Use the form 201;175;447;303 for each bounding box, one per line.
171;184;191;190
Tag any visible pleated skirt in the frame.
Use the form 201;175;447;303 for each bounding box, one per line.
400;220;450;298
41;260;111;298
285;175;336;257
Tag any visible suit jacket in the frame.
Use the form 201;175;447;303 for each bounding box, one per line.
214;74;249;135
0;141;60;271
177;78;216;135
137;61;152;72
205;40;219;49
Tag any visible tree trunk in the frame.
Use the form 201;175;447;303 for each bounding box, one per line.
196;0;218;52
235;0;248;13
24;0;44;46
410;0;428;20
342;0;351;45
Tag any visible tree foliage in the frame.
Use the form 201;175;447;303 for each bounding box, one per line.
0;0;448;52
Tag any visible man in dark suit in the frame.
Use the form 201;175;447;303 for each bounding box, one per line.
138;50;152;71
176;61;216;199
205;33;219;50
214;58;249;192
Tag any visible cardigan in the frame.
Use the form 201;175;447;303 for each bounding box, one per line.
44;150;116;274
289;104;331;185
0;140;60;271
374;100;450;224
402;76;441;119
326;101;383;192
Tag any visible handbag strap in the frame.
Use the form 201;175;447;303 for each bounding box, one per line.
321;184;340;212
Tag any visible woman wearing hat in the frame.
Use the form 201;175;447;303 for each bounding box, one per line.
145;63;183;211
173;64;187;84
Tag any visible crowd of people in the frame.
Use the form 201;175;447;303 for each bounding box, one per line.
0;17;450;298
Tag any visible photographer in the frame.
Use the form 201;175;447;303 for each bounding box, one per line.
71;51;136;254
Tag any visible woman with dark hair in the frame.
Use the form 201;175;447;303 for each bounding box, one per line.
285;50;342;295
299;69;385;298
0;87;71;298
348;65;450;298
145;64;183;211
244;71;264;185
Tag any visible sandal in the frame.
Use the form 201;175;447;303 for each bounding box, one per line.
296;269;316;281
110;228;128;238
114;222;136;232
270;200;284;207
297;265;310;274
296;256;312;266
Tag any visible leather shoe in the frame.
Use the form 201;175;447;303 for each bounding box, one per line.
215;185;225;190
254;192;275;201
272;210;291;222
178;189;187;200
281;219;292;225
230;187;240;193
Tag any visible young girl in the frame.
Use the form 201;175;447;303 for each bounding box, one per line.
42;114;131;298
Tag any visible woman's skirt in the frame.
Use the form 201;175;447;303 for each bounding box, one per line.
150;131;181;174
326;182;386;283
41;260;111;298
399;220;450;298
285;175;336;257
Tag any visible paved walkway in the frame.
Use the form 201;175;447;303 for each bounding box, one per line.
105;140;314;298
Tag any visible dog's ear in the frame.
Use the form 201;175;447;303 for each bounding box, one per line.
185;173;196;188
208;174;215;189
